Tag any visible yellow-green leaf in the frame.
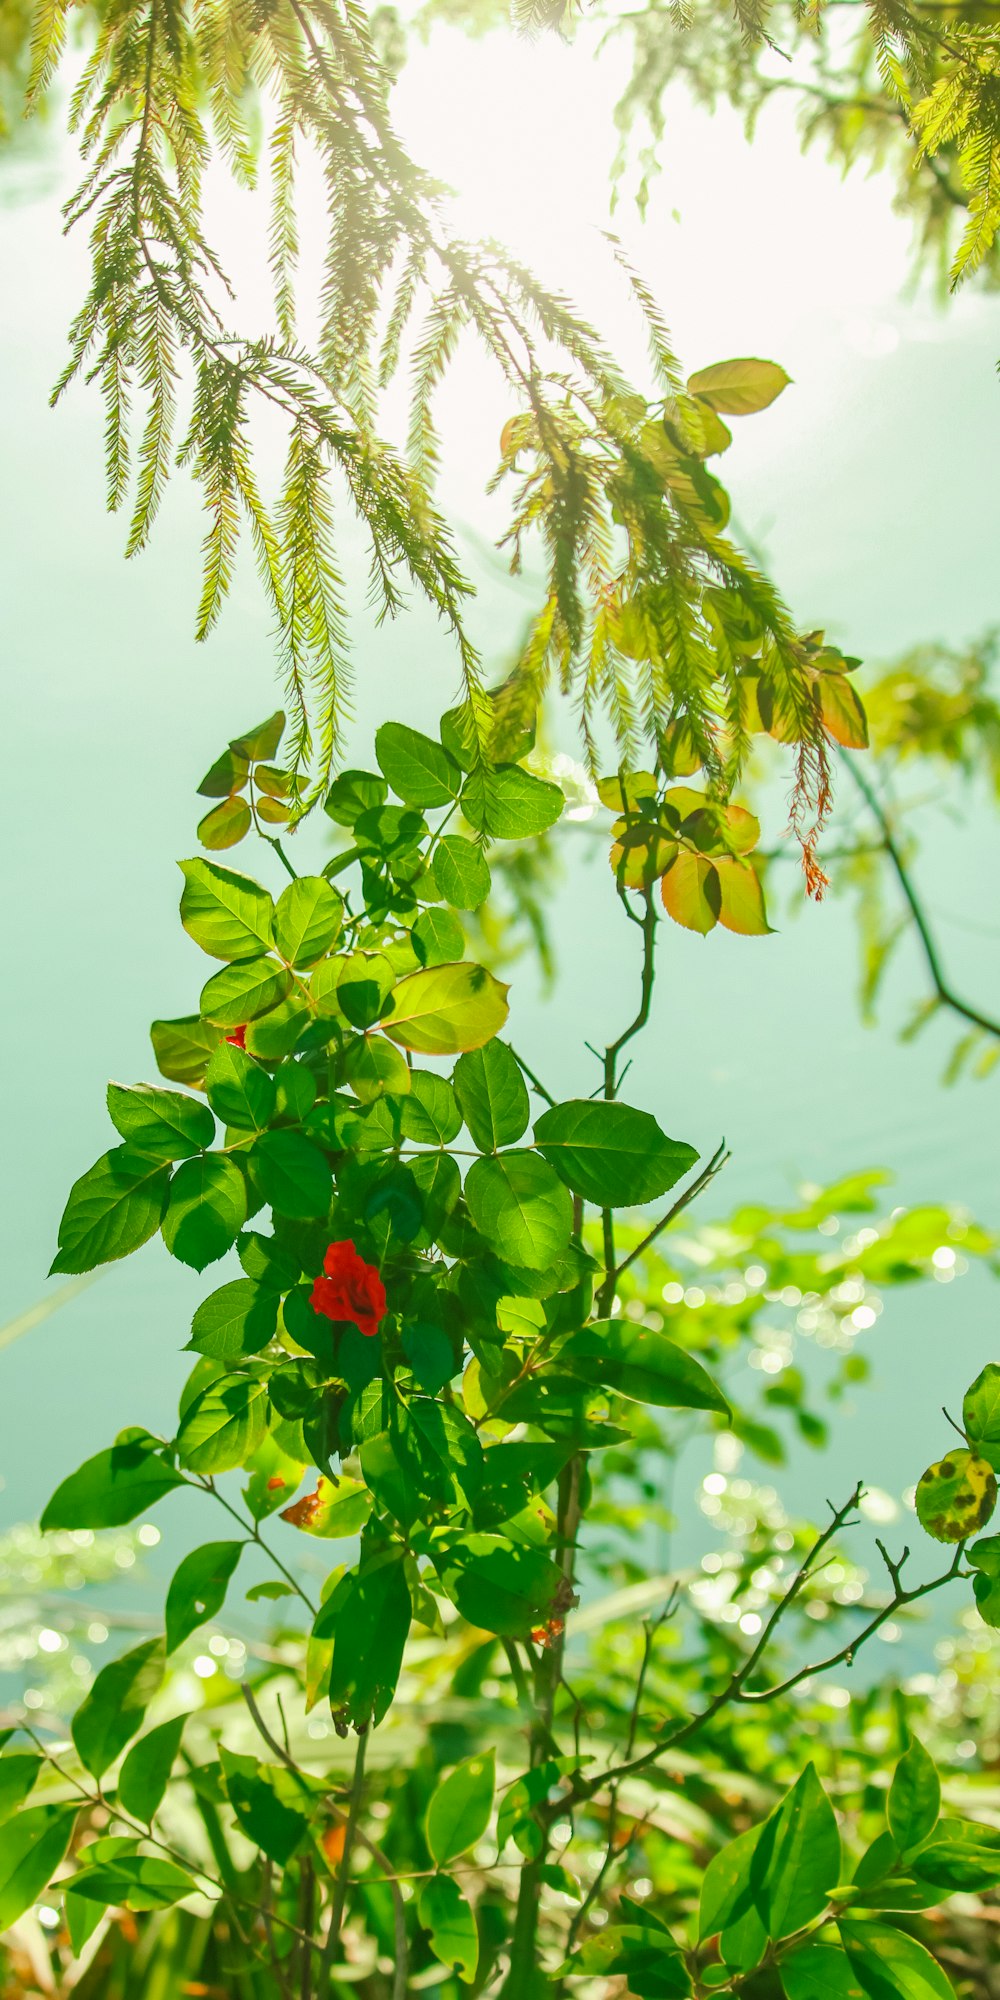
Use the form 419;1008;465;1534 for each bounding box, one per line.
686;358;791;416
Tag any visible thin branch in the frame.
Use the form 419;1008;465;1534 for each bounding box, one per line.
610;1139;731;1287
843;752;1000;1041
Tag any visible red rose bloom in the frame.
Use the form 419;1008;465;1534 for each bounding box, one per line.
225;1023;248;1049
310;1240;387;1339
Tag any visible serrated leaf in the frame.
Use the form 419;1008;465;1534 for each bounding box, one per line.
106;1084;214;1162
464;1151;573;1269
178;859;274;962
534;1099;697;1206
51;1147;171;1275
383;963;509;1056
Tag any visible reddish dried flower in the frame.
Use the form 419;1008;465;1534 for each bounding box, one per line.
224;1023;247;1049
310;1240;387;1339
529;1617;565;1649
280;1487;323;1528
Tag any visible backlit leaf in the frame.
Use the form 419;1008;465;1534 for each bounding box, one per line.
888;1736;940;1855
250;1129;331;1219
383;963;509;1055
686;358;791;416
963;1363;1000;1470
375;721;461;807
117;1714;189;1824
0;1808;78;1931
198;795;251;850
915;1449;997;1542
200;957;293;1027
426;1752;496;1866
72;1639;164;1779
714;855;772;936
839;1919;956;2000
176;1375;268;1473
660;850;721;934
178;859;274;961
430;836;492;910
464;1151;573;1269
418;1872;479;1983
165;1541;243;1652
460;765;563;839
274;876;344;966
454;1040;530;1152
150;1015;223;1088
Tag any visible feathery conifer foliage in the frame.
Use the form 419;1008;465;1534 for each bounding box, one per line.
24;0;845;865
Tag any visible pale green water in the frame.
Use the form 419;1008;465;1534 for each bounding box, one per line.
1;47;998;1618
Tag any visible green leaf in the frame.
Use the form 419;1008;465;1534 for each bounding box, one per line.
51;1147;171;1274
559;1321;729;1414
375;722;461;807
430;836;492;910
220;1749;309;1865
274;877;344;966
189;1278;278;1361
66;1854;199;1911
968;1532;1000;1625
839;1920;956;2000
205;1042;276;1131
200;957;293;1027
166;1541;243;1652
250;1130;331;1219
465;1151;573;1270
782;1946;864;2000
754;1763;841;1941
72;1639;164;1779
435;1534;565;1637
570;1924;690;1998
333;951;395;1029
345;1034;412;1104
179;859;275;961
177;1375;268;1474
534;1100;697;1206
399;1070;461;1144
41;1436;186;1531
426;1751;496;1866
699;1822;763;1941
402;1322;456;1394
888;1736;940;1855
318;1553;412;1730
418;1872;479;1983
198;795;252;850
383;963;509;1056
198;745;250;798
0;1755;41;1825
324;768;387;826
107;1084;214;1161
454;1041;530;1152
117;1714;189;1823
0;1807;78;1931
686;358;791;416
162;1154;248;1270
915;1449;997;1542
460;765;563;839
245;996;309;1060
910;1841;1000;1891
963;1362;1000;1471
413;908;465;966
150;1015;223;1088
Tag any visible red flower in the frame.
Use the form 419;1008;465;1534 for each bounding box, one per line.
225;1023;247;1049
310;1240;387;1339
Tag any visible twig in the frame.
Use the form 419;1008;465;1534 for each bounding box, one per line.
318;1730;368;1992
843;752;1000;1041
609;1139;731;1287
